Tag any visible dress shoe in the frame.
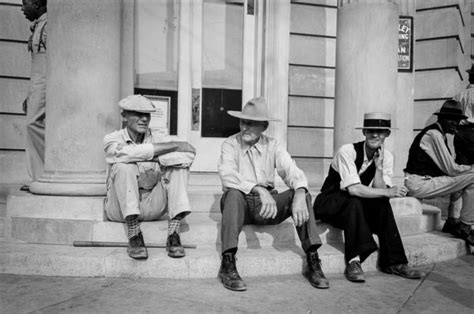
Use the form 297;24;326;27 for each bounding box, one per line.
127;232;148;260
442;217;459;234
303;250;329;289
166;232;185;258
218;253;247;291
344;260;365;283
382;264;425;279
451;221;474;245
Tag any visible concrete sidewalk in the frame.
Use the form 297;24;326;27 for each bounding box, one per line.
2;255;473;313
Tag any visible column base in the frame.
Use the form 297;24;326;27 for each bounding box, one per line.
30;182;106;196
30;170;107;196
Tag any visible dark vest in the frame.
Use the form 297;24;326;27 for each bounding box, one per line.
320;141;376;193
404;123;446;177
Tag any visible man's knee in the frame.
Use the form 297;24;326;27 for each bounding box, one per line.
111;163;138;176
221;189;246;212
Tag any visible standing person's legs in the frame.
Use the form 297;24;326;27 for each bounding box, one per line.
25;97;45;182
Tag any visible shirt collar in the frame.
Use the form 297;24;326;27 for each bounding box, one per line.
31;13;47;32
239;134;265;155
123;128;150;144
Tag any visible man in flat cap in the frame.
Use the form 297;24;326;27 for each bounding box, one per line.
314;112;424;283
217;97;328;291
405;100;474;245
104;95;196;260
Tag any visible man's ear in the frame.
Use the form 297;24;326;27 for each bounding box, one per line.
263;121;269;131
362;129;367;136
385;130;391;137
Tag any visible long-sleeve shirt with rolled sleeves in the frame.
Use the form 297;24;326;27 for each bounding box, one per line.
420;126;471;176
218;133;308;194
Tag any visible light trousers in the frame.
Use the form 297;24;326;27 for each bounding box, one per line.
405;170;474;225
104;163;191;222
26;52;46;181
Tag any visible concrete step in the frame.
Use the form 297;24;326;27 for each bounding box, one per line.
5;194;430;246
7;213;426;248
0;232;469;279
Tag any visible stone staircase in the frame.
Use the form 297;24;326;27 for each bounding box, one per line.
0;176;470;279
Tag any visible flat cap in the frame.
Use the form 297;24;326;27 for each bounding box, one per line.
118;95;156;113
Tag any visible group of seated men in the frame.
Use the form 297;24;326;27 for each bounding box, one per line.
103;95;474;291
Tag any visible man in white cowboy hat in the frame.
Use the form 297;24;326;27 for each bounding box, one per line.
405;99;474;245
103;95;196;260
217;96;329;291
313;112;425;283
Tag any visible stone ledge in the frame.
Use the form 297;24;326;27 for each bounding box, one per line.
0;232;468;279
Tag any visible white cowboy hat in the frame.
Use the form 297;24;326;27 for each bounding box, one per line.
227;97;280;122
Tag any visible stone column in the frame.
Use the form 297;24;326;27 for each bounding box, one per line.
334;1;399;160
263;0;291;148
30;0;122;196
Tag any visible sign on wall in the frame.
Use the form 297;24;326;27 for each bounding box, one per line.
398;16;413;72
147;95;170;137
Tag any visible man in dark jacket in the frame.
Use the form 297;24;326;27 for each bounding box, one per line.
314;112;424;283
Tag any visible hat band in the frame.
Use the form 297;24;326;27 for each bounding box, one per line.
438;107;463;115
363;119;391;128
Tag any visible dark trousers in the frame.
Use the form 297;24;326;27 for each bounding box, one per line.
313;190;408;268
220;188;322;254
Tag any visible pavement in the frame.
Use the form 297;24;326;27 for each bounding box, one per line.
1;255;473;313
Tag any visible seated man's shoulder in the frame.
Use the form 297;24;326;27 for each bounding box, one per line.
104;129;125;142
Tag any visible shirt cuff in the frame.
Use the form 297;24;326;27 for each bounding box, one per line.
340;175;361;190
240;182;256;195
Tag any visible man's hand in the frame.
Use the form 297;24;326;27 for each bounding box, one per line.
292;188;309;227
374;144;384;170
175;141;196;154
254;186;277;220
385;185;408;198
22;99;28;114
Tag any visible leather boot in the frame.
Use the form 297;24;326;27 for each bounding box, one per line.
127;232;148;260
218;253;247;291
303;250;329;289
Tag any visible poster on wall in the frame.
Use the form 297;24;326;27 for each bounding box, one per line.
146;95;170;137
398;16;413;72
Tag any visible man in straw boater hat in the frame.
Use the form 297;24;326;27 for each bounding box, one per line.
405;99;474;245
217;96;329;291
313;112;425;283
103;95;196;260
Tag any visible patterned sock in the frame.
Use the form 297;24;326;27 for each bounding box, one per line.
126;215;141;239
168;219;181;235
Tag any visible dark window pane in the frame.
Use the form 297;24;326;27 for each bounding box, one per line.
201;88;241;138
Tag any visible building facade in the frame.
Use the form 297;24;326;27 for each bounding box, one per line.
0;0;472;192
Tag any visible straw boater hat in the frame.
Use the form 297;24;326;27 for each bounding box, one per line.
434;99;467;120
355;112;397;130
228;97;280;121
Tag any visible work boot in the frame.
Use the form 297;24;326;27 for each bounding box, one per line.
218;253;247;291
127;232;148;260
303;250;329;289
442;217;459;234
166;232;185;258
344;260;365;283
452;221;474;245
